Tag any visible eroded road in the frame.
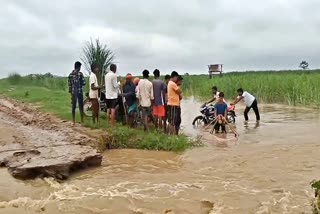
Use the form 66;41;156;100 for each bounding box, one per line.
0;98;106;180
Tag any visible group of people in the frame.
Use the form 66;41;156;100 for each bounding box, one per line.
122;69;183;134
68;60;261;135
205;86;261;133
68;61;184;135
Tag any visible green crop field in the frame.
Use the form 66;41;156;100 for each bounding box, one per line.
182;70;320;107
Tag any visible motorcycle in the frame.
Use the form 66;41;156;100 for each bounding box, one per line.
192;103;236;127
83;89;107;117
227;104;236;124
83;89;129;124
192;103;215;126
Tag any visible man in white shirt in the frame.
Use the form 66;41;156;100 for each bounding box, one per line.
89;64;101;125
137;70;154;131
105;64;119;127
206;86;226;104
232;88;260;123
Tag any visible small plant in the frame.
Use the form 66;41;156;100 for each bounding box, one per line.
81;38;115;85
311;180;320;213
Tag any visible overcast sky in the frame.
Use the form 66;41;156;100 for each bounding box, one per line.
0;0;319;78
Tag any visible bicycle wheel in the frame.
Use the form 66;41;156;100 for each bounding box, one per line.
83;98;93;117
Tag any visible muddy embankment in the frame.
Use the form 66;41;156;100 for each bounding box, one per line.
0;98;110;180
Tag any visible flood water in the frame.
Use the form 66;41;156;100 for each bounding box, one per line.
1;98;320;214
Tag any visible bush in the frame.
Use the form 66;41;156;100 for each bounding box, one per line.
7;73;22;85
312;180;320;213
108;126;201;152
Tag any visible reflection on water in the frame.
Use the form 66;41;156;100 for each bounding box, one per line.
0;100;320;213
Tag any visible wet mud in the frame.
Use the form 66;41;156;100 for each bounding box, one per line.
0;98;106;179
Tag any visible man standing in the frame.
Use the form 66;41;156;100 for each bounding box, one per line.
123;73;137;127
167;71;182;135
163;74;171;133
232;88;260;123
68;61;86;125
105;64;119;127
206;86;226;104
164;74;171;104
152;69;166;130
89;63;101;125
175;75;183;135
137;70;154;131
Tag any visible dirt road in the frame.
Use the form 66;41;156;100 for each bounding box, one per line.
0;98;108;179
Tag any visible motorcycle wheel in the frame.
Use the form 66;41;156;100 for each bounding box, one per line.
192;116;207;127
83;98;93;117
227;114;236;124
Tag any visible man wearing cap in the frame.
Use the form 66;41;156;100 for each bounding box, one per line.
123;73;137;127
137;70;154;131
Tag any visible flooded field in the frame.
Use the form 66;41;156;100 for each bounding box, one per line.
0;98;320;213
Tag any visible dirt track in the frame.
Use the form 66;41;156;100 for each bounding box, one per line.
0;97;110;179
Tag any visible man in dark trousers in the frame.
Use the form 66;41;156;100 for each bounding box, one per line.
232;88;260;123
68;61;86;125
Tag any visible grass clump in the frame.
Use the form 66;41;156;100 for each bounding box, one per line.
108;126;200;152
312;180;320;213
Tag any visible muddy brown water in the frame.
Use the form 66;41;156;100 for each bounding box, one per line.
1;98;320;214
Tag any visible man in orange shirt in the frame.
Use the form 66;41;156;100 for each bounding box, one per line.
167;71;182;135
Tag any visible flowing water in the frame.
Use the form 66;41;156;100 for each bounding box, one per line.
1;99;320;214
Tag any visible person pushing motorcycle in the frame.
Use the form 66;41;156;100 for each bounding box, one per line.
206;86;226;104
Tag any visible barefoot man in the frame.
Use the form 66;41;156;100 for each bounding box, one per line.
68;61;86;125
232;88;260;123
137;70;154;131
167;71;182;135
89;63;101;125
152;69;166;131
105;64;119;127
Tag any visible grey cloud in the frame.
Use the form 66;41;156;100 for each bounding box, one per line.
0;0;319;78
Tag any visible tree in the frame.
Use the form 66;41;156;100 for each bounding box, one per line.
81;38;115;85
299;61;309;70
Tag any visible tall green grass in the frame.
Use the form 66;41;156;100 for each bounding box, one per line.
182;70;320;107
7;73;68;91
